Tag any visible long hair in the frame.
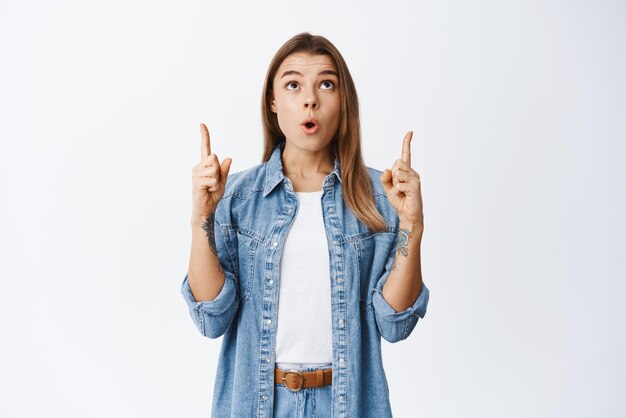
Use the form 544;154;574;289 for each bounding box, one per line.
260;32;388;232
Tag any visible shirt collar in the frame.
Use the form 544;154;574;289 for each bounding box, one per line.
263;141;342;197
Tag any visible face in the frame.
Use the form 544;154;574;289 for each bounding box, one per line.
270;52;341;154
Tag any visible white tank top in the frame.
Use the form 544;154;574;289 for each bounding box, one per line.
275;190;333;370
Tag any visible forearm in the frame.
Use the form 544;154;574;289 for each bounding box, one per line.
188;213;225;302
381;221;424;312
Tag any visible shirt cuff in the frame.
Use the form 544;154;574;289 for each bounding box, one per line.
372;281;430;321
180;272;237;316
372;281;430;342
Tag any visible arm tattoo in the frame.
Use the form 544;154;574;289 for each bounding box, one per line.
201;212;218;256
391;228;411;271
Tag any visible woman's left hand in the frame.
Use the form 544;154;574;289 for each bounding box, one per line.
380;131;424;229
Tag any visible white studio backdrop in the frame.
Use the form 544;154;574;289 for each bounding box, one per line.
1;1;625;417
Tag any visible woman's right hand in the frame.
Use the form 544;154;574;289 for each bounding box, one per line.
191;123;232;223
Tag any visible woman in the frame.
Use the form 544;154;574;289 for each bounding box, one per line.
182;32;430;418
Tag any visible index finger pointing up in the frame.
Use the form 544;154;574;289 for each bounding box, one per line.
401;131;413;166
200;123;211;159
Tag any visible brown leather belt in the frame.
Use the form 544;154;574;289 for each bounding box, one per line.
274;367;332;392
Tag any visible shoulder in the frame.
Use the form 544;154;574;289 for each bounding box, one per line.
214;161;269;225
364;166;397;222
221;162;268;200
365;166;386;197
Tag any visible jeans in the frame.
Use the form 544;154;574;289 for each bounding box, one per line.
273;365;333;418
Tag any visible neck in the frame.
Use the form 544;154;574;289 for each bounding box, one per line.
281;141;334;178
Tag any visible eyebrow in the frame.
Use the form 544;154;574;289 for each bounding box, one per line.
280;70;339;79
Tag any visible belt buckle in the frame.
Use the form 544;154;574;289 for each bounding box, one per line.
282;369;305;392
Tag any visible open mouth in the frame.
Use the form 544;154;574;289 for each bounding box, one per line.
301;119;320;134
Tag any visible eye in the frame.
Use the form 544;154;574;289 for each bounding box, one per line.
285;81;299;91
320;80;335;90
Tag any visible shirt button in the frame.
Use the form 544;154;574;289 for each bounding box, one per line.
286;208;292;213
333;240;339;245
337;277;344;283
266;319;272;324
339;357;345;364
266;358;271;363
328;207;334;213
272;241;278;247
262;395;268;400
339;395;345;401
268;279;274;285
338;319;344;325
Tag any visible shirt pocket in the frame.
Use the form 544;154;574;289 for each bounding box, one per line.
354;231;395;311
235;228;261;302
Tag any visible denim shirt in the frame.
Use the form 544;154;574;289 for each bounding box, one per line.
181;140;430;417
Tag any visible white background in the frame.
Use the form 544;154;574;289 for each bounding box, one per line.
1;1;625;417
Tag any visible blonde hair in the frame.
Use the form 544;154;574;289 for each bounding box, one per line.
260;32;387;232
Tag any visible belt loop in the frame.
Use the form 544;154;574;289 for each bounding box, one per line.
316;369;323;387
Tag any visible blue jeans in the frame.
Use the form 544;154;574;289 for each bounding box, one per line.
273;366;333;418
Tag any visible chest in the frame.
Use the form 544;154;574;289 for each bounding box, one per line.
286;174;327;192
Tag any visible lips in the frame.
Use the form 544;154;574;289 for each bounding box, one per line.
301;118;320;135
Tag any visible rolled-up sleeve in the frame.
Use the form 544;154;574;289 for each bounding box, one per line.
180;205;240;339
372;278;429;343
372;224;430;343
181;271;239;338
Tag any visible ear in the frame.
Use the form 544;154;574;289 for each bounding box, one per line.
270;97;277;113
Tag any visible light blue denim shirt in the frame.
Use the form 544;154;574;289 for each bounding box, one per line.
181;140;430;417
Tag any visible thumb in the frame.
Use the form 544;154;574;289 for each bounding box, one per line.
220;158;232;184
380;169;393;193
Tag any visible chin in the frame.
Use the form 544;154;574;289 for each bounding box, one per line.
287;135;333;152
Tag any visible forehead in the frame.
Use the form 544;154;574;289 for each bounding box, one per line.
276;52;337;75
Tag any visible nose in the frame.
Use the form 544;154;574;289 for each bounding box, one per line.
304;96;318;110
